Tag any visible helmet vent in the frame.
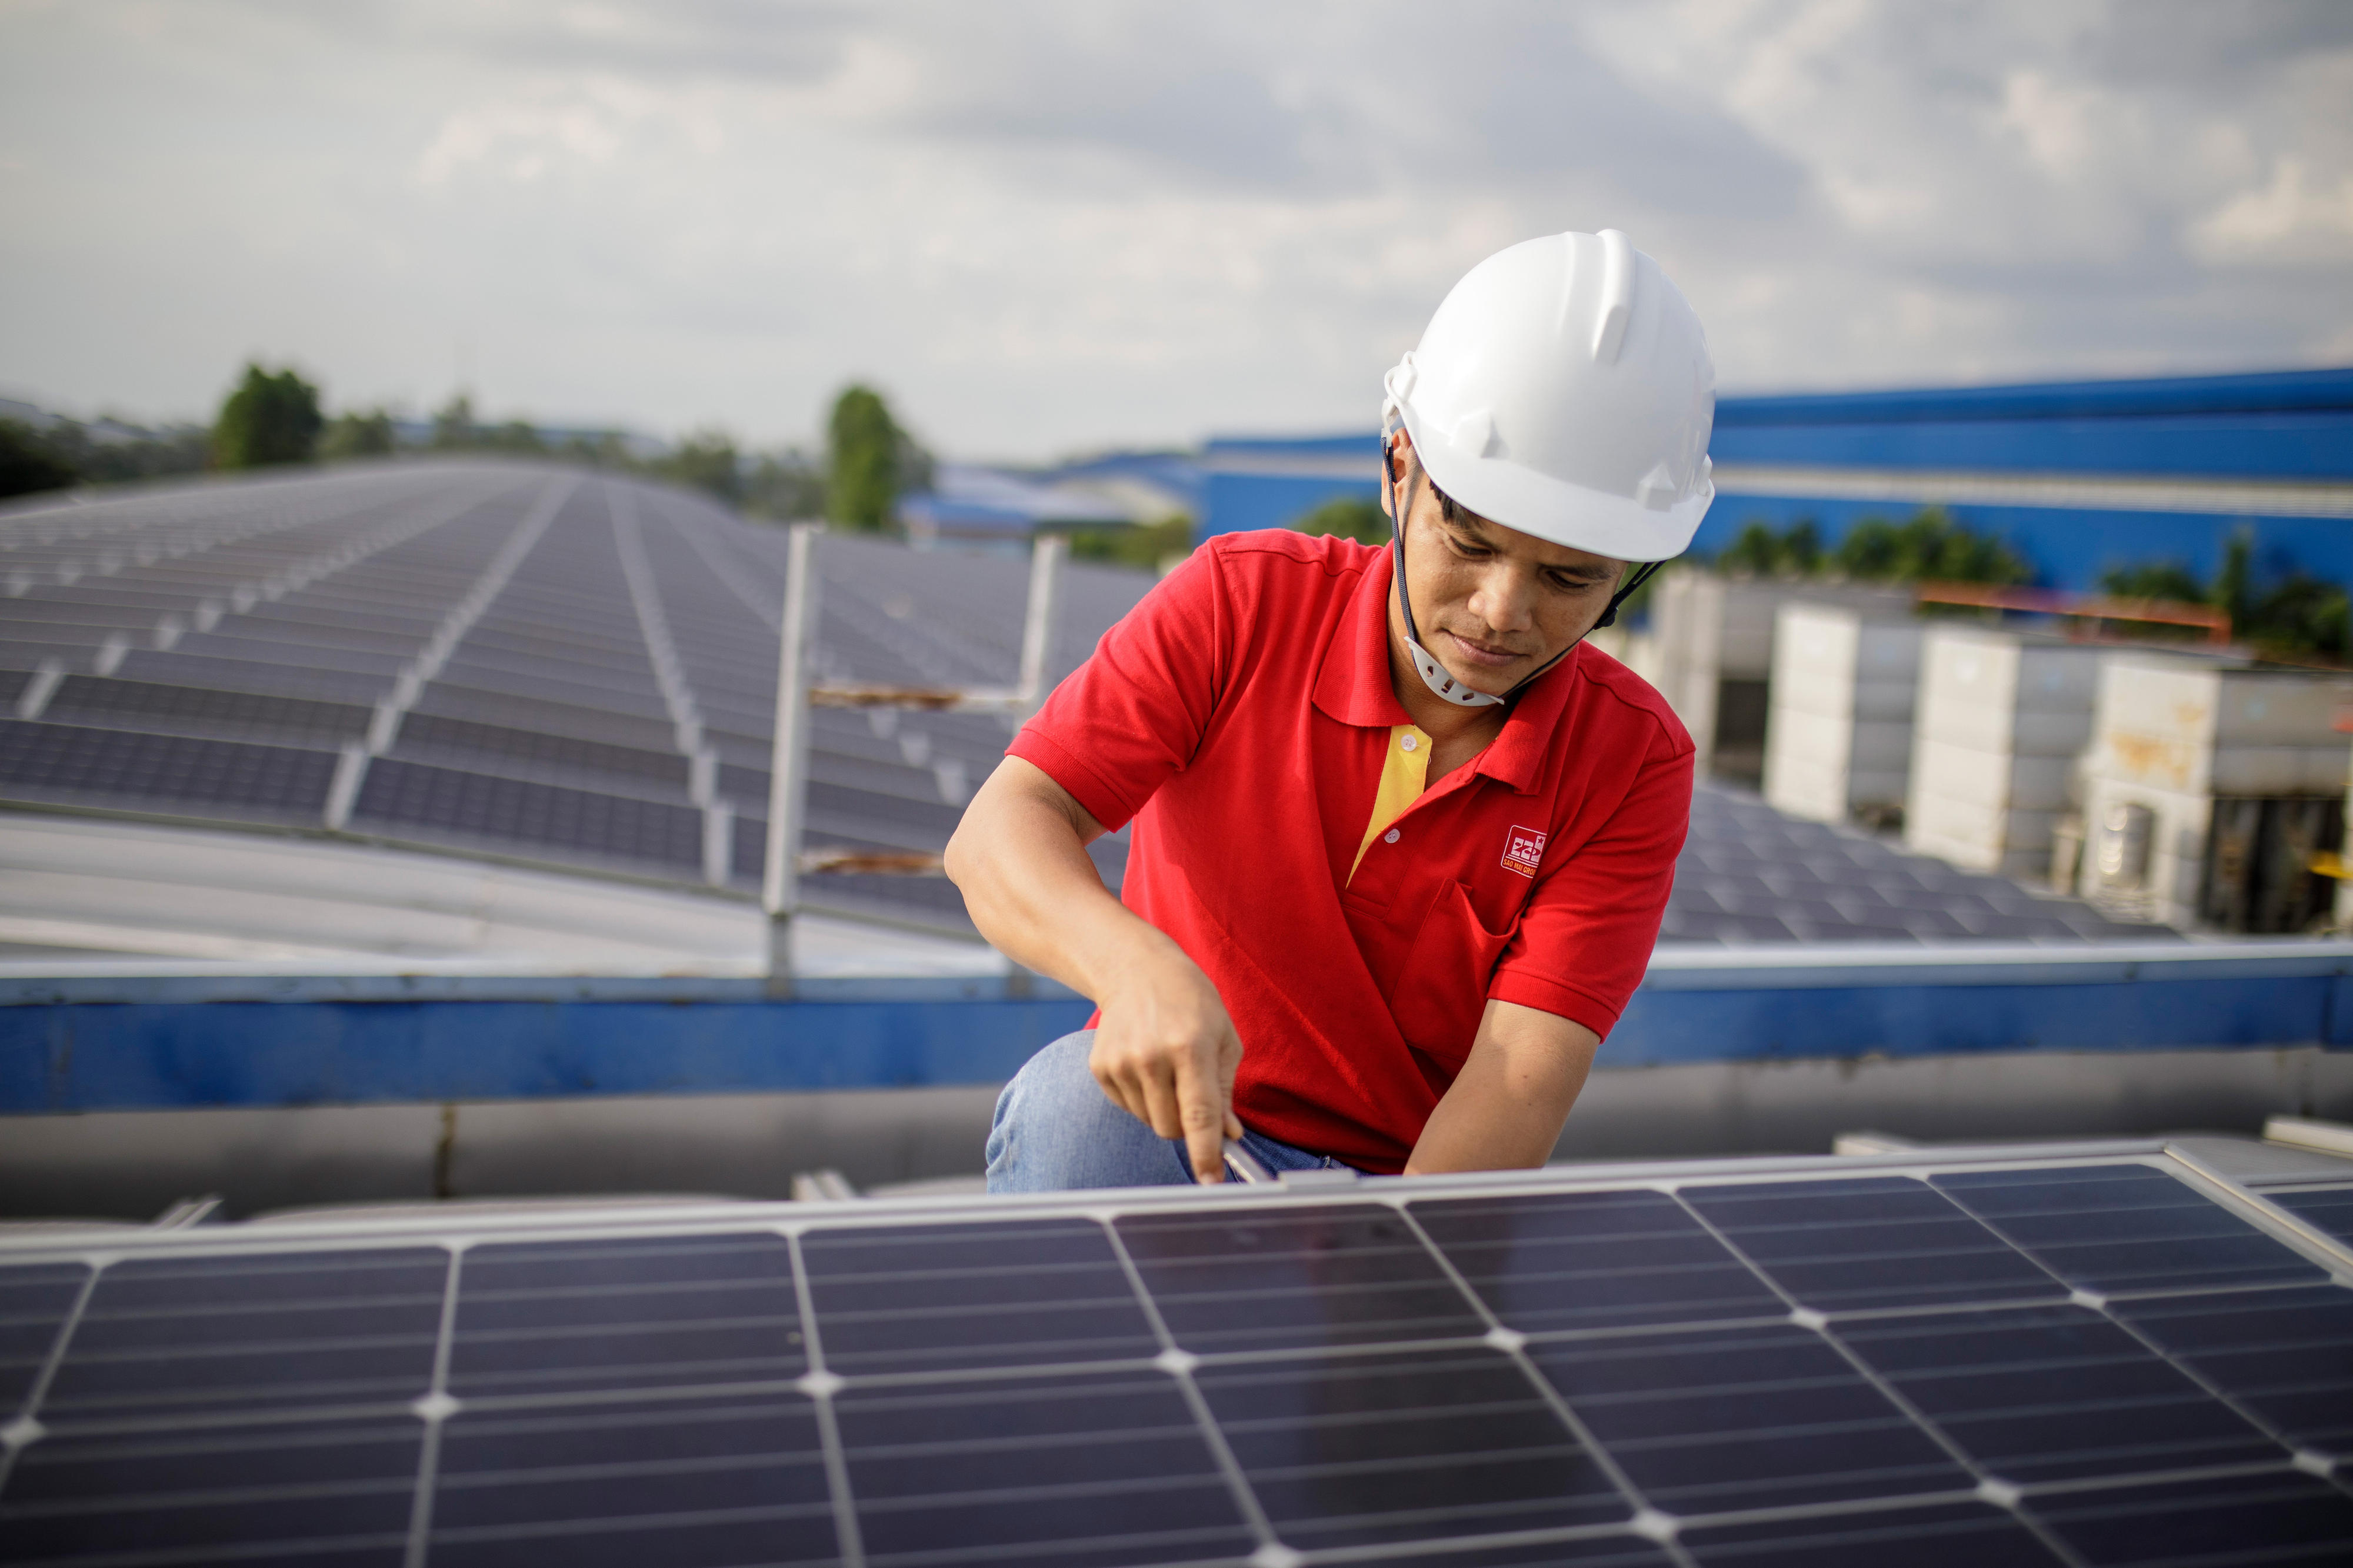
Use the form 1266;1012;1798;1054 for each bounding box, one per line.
1591;228;1635;365
1452;408;1506;459
1635;459;1681;511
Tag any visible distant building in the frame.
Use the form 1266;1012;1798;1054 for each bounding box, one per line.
897;453;1198;548
1196;368;2353;593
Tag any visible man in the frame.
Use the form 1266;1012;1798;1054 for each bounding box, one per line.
946;229;1716;1189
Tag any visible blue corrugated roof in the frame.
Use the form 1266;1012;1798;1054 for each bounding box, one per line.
1717;366;2353;426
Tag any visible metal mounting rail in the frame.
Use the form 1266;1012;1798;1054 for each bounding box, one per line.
762;526;1065;992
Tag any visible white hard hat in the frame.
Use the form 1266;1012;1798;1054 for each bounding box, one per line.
1382;229;1716;563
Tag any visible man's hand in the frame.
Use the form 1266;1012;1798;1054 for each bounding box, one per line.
1088;955;1247;1185
945;756;1247;1184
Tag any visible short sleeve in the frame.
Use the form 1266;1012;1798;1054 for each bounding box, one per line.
1004;541;1232;832
1487;729;1694;1037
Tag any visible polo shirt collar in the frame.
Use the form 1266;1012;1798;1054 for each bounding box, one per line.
1312;545;1581;798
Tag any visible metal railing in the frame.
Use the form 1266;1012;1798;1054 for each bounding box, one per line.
761;525;1066;990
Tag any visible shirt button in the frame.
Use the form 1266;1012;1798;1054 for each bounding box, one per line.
1383;828;1401;844
1399;735;1418;752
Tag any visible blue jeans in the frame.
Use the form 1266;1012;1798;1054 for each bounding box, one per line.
985;1029;1359;1192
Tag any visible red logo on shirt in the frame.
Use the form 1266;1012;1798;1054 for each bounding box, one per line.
1502;825;1547;878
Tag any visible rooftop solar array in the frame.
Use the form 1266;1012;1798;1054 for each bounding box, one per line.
0;1147;2345;1564
0;463;1148;932
0;463;2165;942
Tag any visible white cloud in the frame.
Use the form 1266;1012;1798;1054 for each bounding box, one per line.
2191;158;2353;263
0;0;2347;458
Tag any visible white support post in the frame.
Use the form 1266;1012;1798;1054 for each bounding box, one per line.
1016;533;1066;715
764;523;824;993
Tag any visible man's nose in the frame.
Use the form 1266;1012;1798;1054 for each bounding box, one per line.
1468;563;1538;632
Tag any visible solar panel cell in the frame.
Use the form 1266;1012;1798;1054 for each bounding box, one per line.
448;1234;803;1400
0;1265;88;1418
39;1249;446;1427
2022;1468;2353;1566
2269;1183;2353;1245
1409;1188;1787;1334
1524;1324;1971;1514
1114;1203;1488;1354
0;720;337;819
2108;1284;2353;1461
1678;1500;2067;1567
1194;1345;1625;1550
353;759;703;871
1932;1165;2327;1293
0;1414;420;1566
1334;1536;1677;1567
429;1393;837;1567
1678;1176;2063;1312
801;1217;1161;1377
832;1368;1255;1567
1832;1303;2286;1482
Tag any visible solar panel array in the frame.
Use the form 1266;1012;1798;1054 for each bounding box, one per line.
0;464;2167;942
0;464;1148;931
0;1152;2345;1565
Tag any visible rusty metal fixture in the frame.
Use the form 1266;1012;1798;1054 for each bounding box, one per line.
808;683;1021;712
1913;582;2232;645
798;849;947;876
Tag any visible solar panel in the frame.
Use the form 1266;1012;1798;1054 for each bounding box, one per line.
2;1150;2347;1565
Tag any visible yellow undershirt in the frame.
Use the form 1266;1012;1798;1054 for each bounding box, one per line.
1349;723;1432;883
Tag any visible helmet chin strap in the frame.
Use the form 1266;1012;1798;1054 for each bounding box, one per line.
1381;429;1661;710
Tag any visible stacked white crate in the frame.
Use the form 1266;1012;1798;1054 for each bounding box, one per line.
1904;627;2104;878
2341;735;2353;930
2076;655;2353;926
1637;571;1911;778
1762;602;1924;825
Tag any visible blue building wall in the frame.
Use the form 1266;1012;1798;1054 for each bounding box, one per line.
1197;368;2353;593
1711;367;2353;480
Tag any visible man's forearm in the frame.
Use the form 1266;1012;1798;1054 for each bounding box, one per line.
944;758;1181;1002
1404;999;1598;1175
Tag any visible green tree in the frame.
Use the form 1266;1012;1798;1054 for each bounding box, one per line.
1832;507;2027;586
744;449;826;519
2211;526;2255;630
431;393;477;450
1291;493;1391;546
2248;575;2350;659
1048;514;1196;572
1720;518;1822;576
486;419;546;455
2099;560;2207;603
212;363;324;469
0;419;78;498
825;384;928;533
660;429;744;505
321;409;396;459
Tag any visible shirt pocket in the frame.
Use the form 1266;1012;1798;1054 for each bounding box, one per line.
1389;879;1514;1070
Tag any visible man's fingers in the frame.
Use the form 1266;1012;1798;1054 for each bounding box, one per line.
1134;1062;1188;1144
1088;1059;1143;1126
1174;1054;1231;1185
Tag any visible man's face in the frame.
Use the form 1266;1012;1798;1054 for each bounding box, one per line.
1391;445;1627;698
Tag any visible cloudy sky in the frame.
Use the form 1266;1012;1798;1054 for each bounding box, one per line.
2;0;2348;460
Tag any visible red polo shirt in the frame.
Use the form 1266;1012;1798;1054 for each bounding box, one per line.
1008;529;1693;1172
